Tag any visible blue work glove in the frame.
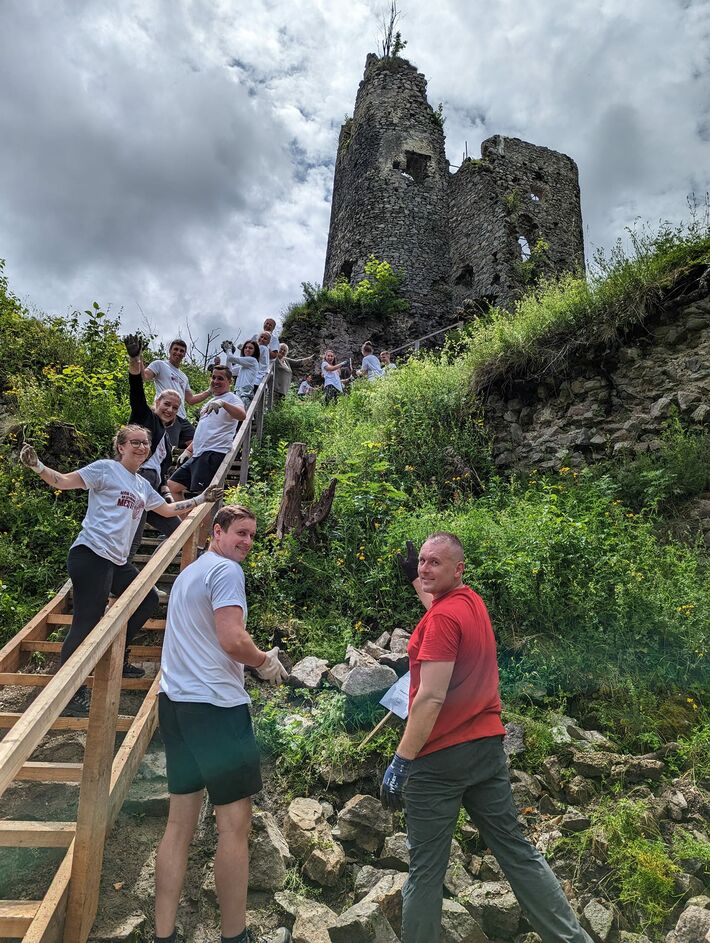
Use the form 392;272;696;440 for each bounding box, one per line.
380;753;412;811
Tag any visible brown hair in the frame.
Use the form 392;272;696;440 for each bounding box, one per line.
211;366;231;382
112;424;151;459
214;505;257;531
362;342;373;354
169;339;187;350
242;339;260;358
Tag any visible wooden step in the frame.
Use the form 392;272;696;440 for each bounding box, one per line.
20;642;162;659
46;614;166;630
15;762;83;783
0;821;75;847
0;900;40;937
0;712;135;732
0;673;154;691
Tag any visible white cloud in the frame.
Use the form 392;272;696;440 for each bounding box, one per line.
0;0;708;351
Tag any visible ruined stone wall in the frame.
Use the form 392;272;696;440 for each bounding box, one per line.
323;54;452;343
449;136;585;312
484;292;710;472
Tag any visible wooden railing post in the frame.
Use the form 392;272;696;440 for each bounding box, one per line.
255;388;266;443
239;422;252;485
63;627;126;943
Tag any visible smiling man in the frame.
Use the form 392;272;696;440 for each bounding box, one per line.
155;505;290;943
382;533;593;943
143;338;212;448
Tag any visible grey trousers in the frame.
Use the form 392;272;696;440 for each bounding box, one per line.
401;735;592;943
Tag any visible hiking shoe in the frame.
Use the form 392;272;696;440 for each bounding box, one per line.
122;661;146;678
155;587;169;602
63;687;91;716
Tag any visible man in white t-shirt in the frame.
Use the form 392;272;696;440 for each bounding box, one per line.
167;366;246;499
155;505;289;943
251;318;280;361
359;341;384;381
143;338;211;447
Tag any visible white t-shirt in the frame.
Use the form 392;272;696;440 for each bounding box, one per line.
254;344;271;384
141;431;168;476
146;360;192;419
297;381;313;395
228;355;259;394
322;360;343;391
361;354;384;381
71;460;165;565
192;392;244;457
160;551;250;707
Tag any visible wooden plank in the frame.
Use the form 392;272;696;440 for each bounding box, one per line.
0;821;75;847
0;900;40;936
63;631;125;942
46;614;166;630
0;581;71;672
23;844;73;943
0;712;134;733
16;762;83;783
20;642;163;659
0;673;154;691
239;422;252;485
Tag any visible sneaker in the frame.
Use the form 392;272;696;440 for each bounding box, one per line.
63;686;91;717
122;661;146;678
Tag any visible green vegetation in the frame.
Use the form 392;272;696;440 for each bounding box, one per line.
282;257;408;333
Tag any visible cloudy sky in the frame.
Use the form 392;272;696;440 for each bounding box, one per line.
1;0;709;353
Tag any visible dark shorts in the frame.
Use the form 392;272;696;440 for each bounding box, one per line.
175;415;195;448
169;450;224;492
158;694;263;805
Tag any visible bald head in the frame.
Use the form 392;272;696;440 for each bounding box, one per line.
425;532;464;561
418;532;465;598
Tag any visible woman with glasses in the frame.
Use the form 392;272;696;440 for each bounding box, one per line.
19;426;222;716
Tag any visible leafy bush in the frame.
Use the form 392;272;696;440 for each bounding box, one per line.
282;256;408;332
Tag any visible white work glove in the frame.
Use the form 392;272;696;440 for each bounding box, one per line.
204;399;225;415
176;450;192;466
194;485;224;505
255;647;289;685
221;340;235;354
20;444;45;473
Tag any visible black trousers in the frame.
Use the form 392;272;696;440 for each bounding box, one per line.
64;545;159;665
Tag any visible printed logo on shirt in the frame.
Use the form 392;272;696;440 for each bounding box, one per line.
116;490;146;519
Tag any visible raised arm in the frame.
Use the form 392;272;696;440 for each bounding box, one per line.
123;335;152;424
20;445;87;491
396;539;433;610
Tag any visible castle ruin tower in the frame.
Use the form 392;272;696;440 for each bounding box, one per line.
323;53;452;339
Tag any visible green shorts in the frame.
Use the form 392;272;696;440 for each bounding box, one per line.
158;694;262;805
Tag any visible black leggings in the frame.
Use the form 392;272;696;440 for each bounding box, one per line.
64;545;159;665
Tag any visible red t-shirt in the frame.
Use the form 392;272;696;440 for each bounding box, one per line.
408;584;505;757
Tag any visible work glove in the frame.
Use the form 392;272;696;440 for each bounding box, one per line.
176;450;192;466
204;399;225;415
20;444;43;472
380;753;412;811
122;333;147;358
199;485;224;504
255;647;289;685
395;539;419;584
221;340;235;354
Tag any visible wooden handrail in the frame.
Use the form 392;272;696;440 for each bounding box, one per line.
0;362;276;943
387;321;464;356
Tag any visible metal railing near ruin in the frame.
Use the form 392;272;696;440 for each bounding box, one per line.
0;365;275;943
387;320;464;357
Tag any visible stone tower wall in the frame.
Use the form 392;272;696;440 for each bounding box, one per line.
323;54;452;341
449;135;585;311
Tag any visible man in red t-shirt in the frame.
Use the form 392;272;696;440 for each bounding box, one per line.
381;532;592;943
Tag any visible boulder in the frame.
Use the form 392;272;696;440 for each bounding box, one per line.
504;723;526;757
510;769;542;807
283;798;327;860
363;641;388;661
479;854;503;881
374;631;391;648
388;628;411;653
292;900;339;943
341;665;398;700
444;838;476;896
440;899;490;943
336;794;394;853
328;899;400;942
362;872;407;937
378;832;410;871
346;645;378;667
618;934;651;943
379;651;410;675
665;904;710;943
460;881;521;938
327;663;350;689
580;899;616;943
354;865;396;901
289;657;329;690
560;807;591;833
564;776;596;806
249;812;293;891
540;757;565;797
666;789;689;822
303;839;346;887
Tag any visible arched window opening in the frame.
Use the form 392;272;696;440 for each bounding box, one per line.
455;265;474;287
339;260;355;280
517;235;531;260
405;150;430;183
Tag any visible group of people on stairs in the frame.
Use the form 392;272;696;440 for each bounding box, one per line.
16;319;593;943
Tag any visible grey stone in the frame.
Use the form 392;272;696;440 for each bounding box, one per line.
341;665;398;700
303;838;346;887
560;807;591;833
362;871;407;937
540;756;565;796
327;663;350;689
479;854;503;881
289;656;330;690
388;628;412;654
363;641;389;661
440;899;490;943
580;899;616;942
336;794;394;853
378;831;410;870
690;404;709;423
667;789;689;821
374;631;391;649
379;651;410;675
665;904;710;943
460;881;521;938
649;395;675;419
354;865;396;901
292;899;339;943
445;838;476;896
328;898;400;943
249;811;293;891
282;797;327;860
564;776;596;806
503;722;526;757
618;933;651;943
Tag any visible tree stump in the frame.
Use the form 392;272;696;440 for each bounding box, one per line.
272;443;336;539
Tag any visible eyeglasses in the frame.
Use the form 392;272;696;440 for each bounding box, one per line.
127;439;150;449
